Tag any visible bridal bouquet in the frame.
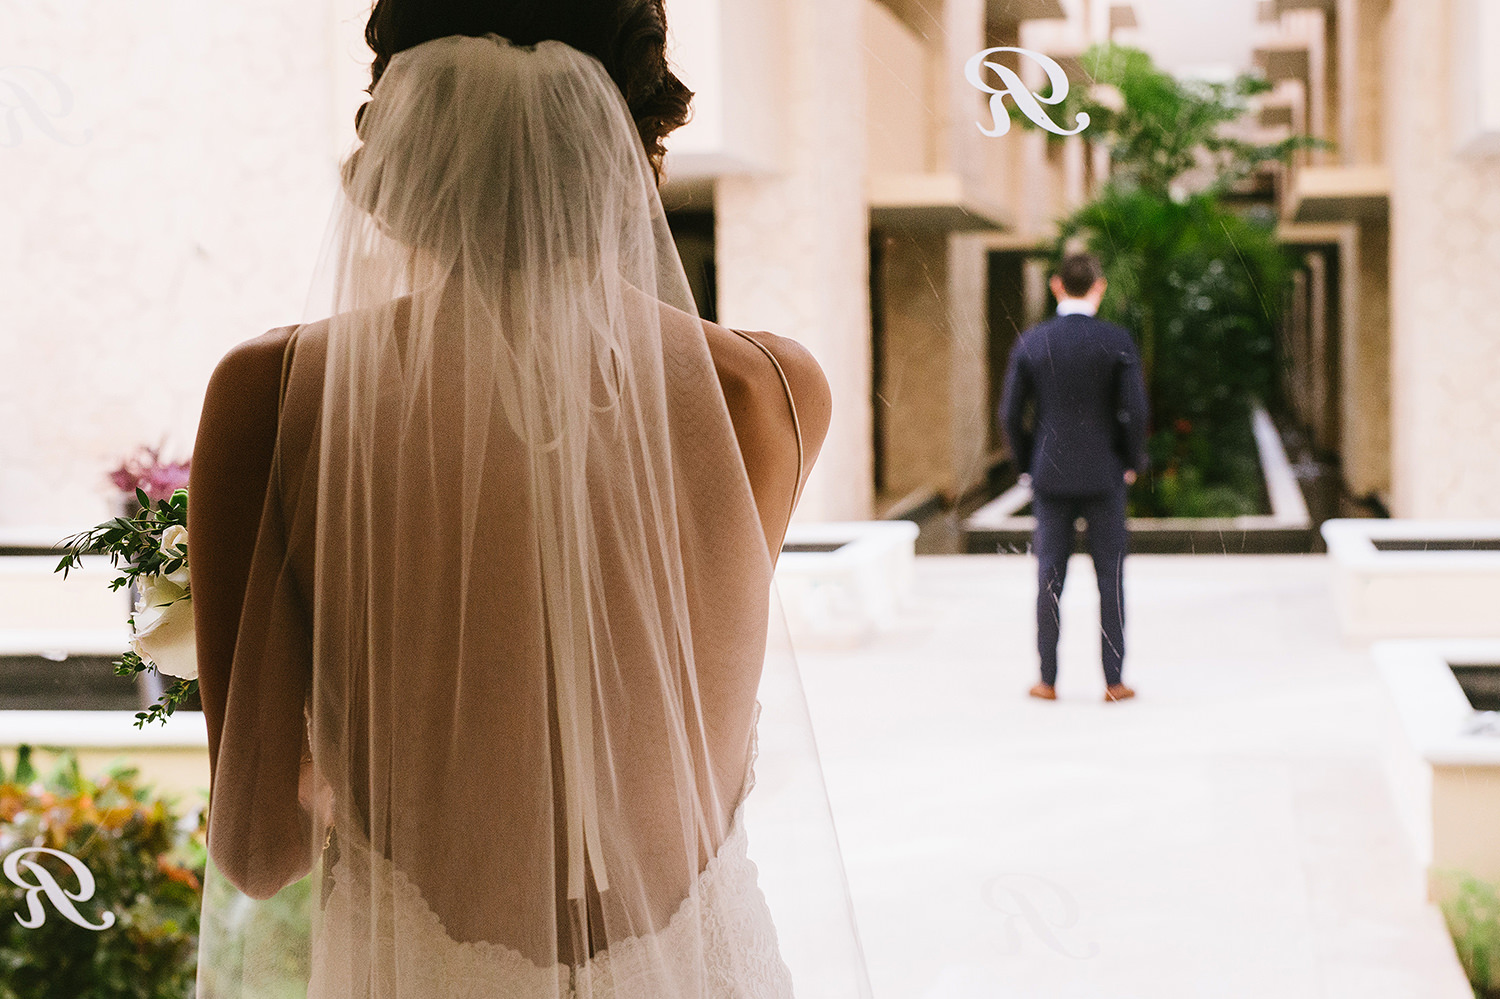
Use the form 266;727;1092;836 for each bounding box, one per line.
56;487;198;727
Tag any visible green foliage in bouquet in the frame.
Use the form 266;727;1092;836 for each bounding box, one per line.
1013;44;1317;517
55;488;197;727
0;747;206;999
1437;871;1500;998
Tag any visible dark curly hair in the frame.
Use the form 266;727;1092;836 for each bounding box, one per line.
359;0;692;184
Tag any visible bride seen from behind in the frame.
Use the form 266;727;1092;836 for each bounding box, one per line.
187;2;848;996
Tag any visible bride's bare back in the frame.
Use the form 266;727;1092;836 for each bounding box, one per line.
192;309;828;756
190;305;830;943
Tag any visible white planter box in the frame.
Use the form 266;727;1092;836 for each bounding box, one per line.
1374;640;1500;890
775;520;919;648
0;711;209;798
1321;520;1500;640
963;404;1311;553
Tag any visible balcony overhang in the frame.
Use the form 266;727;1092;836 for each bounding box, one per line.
1259;104;1295;128
1109;4;1139;32
987;0;1067;24
1254;44;1311;85
869;173;1012;232
1287;165;1390;223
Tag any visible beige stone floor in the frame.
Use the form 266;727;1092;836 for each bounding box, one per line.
790;555;1475;999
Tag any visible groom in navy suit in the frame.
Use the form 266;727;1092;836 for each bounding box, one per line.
1000;253;1149;703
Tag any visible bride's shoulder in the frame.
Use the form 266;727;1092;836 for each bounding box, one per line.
655;300;832;451
203;326;298;411
716;326;831;430
205;321;330;400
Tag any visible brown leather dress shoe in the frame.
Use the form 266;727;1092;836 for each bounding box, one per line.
1029;682;1057;700
1104;683;1136;702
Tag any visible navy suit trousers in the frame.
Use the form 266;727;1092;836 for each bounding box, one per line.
1033;486;1128;687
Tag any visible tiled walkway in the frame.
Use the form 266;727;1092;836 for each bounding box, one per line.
792;555;1474;999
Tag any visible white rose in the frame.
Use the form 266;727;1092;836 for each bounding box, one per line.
159;525;190;586
131;573;197;681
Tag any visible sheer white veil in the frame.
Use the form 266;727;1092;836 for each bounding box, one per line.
195;32;869;998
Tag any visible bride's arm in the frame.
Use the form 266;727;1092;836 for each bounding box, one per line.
190;327;292;773
703;324;832;559
190;326;315;897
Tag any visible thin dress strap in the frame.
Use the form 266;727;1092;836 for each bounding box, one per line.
727;329;806;526
725;330;802;812
276;326;300;414
273;326;301;499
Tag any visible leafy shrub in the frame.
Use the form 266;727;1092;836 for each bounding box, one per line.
1017;44;1316;518
0;747;206;999
195;866;313;999
1437;871;1500;998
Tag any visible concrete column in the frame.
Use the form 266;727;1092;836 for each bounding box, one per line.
874;228;990;504
877;231;954;500
1287;269;1312;422
947;233;993;496
1388;0;1500;516
1341;221;1392;501
1305;251;1334;451
1339;0;1390;167
715;0;872;521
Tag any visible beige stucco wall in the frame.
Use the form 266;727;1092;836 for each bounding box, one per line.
664;0;789;176
1387;0;1500;517
865;0;932;176
1343;220;1392;499
0;4;355;537
1339;0;1389;168
878;231;953;500
1431;764;1500;889
716;0;873;522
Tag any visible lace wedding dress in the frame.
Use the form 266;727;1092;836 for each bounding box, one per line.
195;33;866;999
309;705;793;999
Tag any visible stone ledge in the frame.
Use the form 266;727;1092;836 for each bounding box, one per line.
1374;640;1500;890
1322;519;1500;640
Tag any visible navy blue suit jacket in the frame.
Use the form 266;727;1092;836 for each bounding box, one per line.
1000;313;1150;497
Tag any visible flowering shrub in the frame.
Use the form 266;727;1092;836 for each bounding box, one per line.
108;446;191;507
0;747;206;999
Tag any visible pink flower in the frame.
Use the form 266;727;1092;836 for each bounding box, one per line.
109;446;192;503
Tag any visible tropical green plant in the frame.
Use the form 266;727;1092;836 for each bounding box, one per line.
1056;188;1286;516
195;868;313;999
0;747;206;999
1437;871;1500;998
1042;45;1313;199
1014;44;1315;517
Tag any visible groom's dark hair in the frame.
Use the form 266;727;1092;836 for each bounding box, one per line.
1056;253;1104;298
361;0;692;184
